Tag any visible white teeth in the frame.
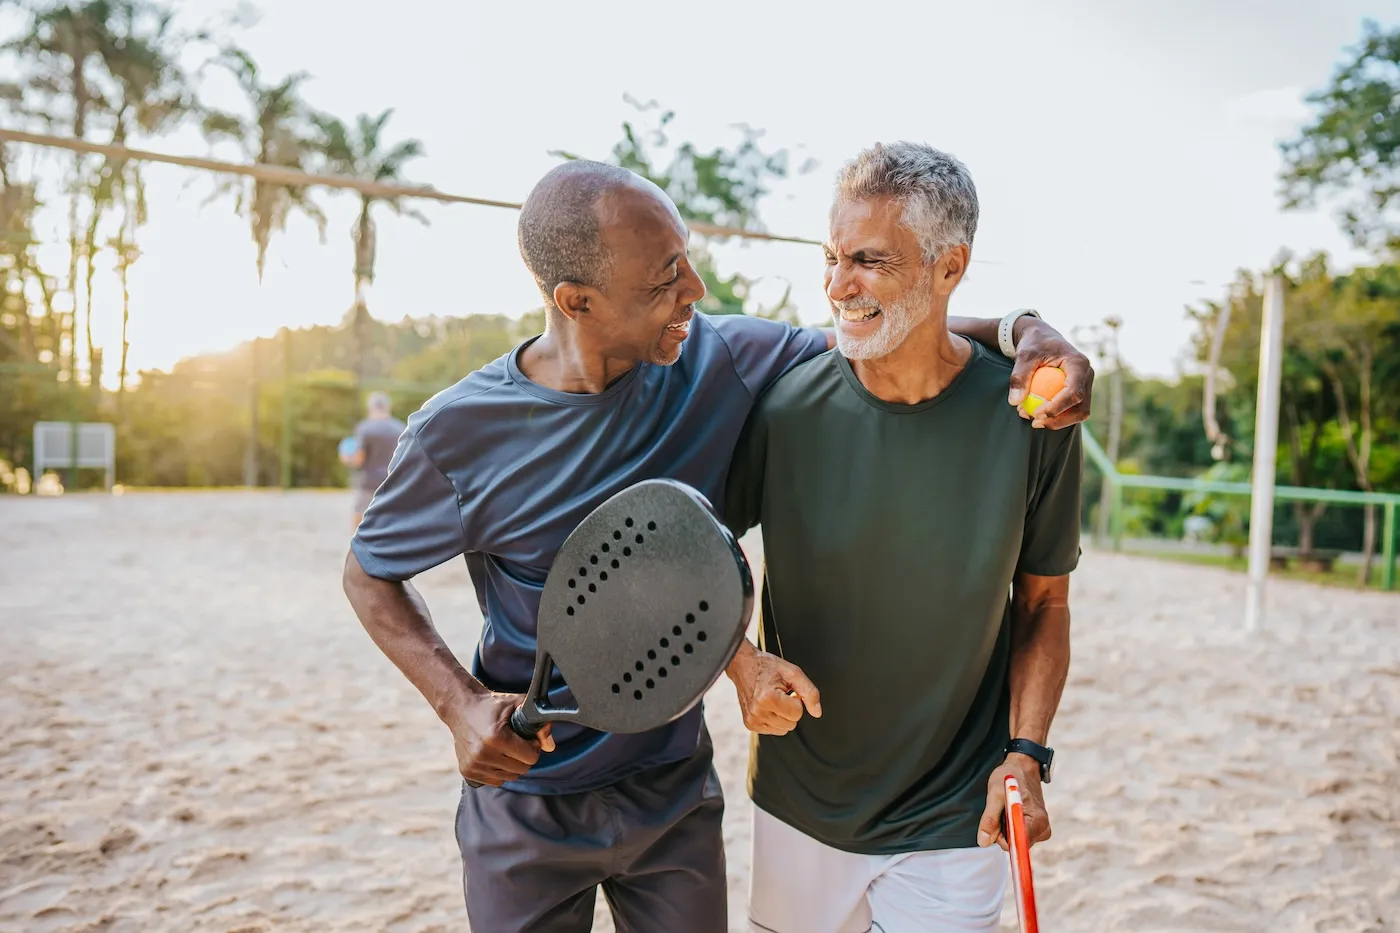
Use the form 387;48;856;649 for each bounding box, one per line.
840;308;878;322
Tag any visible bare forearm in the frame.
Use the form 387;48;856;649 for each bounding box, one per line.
341;551;485;723
1007;586;1071;744
946;315;999;350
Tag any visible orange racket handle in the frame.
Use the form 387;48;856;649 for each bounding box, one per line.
1005;774;1040;933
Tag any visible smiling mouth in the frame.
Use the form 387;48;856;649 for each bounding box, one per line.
838;307;880;323
665;308;694;334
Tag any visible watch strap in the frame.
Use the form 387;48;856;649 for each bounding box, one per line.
1006;738;1053;782
997;308;1039;359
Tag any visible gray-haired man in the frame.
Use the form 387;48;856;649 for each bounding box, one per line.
725;142;1082;932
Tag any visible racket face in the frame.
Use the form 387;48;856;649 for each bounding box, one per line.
534;479;753;734
1005;775;1040;933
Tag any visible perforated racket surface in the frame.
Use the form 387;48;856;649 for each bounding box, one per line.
1005;775;1041;933
508;478;753;738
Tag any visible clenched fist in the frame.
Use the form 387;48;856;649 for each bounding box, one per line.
977;754;1050;851
445;689;555;787
725;640;821;735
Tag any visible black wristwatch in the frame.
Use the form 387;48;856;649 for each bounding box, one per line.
1005;738;1055;784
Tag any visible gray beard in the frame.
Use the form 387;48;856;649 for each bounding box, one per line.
833;274;934;360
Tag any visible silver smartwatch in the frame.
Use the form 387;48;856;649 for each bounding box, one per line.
997;308;1040;359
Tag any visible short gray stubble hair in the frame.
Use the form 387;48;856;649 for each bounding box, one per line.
833;142;979;263
518;160;636;312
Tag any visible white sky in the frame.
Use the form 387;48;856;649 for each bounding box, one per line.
11;0;1392;382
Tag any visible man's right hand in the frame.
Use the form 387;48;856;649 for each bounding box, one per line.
725;640;821;735
445;690;555;787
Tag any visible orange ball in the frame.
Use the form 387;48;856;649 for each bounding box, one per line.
1022;367;1066;416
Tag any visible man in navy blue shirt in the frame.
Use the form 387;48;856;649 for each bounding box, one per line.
342;160;1092;932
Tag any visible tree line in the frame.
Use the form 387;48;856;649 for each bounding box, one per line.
0;2;799;490
0;4;1397;582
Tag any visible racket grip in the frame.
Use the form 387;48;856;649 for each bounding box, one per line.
509;705;543;739
463;707;543;789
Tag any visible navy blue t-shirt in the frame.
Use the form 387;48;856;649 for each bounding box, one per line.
351;312;827;794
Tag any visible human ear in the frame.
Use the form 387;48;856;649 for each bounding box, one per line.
553;282;594;321
934;244;970;296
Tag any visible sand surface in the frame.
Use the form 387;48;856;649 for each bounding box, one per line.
1;491;1397;933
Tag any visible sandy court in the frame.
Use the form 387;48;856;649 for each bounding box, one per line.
1;490;1398;933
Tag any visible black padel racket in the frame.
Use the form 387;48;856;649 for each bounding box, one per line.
468;479;753;785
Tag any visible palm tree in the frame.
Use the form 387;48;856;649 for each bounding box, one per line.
5;0;118;387
201;49;325;282
95;1;193;405
312;108;426;388
201;48;324;485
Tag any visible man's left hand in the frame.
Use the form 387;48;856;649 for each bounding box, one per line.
976;754;1051;851
1008;318;1094;430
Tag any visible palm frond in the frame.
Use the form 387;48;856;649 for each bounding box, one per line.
389;202;430;227
376;138;425;179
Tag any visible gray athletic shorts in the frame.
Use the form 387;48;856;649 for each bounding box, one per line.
455;727;727;933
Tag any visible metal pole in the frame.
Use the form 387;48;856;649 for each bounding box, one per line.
1092;342;1112;546
1105;317;1124;470
1382;501;1396;592
0;128;828;248
1245;275;1285;632
1110;481;1125;551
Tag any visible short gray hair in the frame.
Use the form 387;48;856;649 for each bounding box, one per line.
518;160;635;310
833;142;978;262
367;391;392;415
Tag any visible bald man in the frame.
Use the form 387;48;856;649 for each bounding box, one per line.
342;160;1093;933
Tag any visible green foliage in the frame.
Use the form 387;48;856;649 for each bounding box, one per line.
1115;459;1176;538
391;314;537;389
1181;462;1253;557
1184;253;1400;556
554;96;807;321
1280;20;1400;252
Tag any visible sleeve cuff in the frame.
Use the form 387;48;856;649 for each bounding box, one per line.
1017;547;1082;578
349;535;409;583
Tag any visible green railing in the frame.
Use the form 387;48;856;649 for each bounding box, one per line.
1082;429;1398;591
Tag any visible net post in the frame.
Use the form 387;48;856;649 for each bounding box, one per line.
1245;275;1285;633
1109;480;1125;551
1382;500;1397;592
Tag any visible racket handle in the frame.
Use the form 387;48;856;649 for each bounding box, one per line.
509;705;543;739
1004;775;1040;933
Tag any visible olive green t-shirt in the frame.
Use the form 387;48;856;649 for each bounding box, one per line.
724;342;1082;855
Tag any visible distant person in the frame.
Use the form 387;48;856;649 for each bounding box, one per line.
724;142;1082;932
341;391;406;529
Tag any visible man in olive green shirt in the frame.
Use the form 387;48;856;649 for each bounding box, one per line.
724;142;1082;933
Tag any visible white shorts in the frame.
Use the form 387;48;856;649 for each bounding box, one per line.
748;806;1008;933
